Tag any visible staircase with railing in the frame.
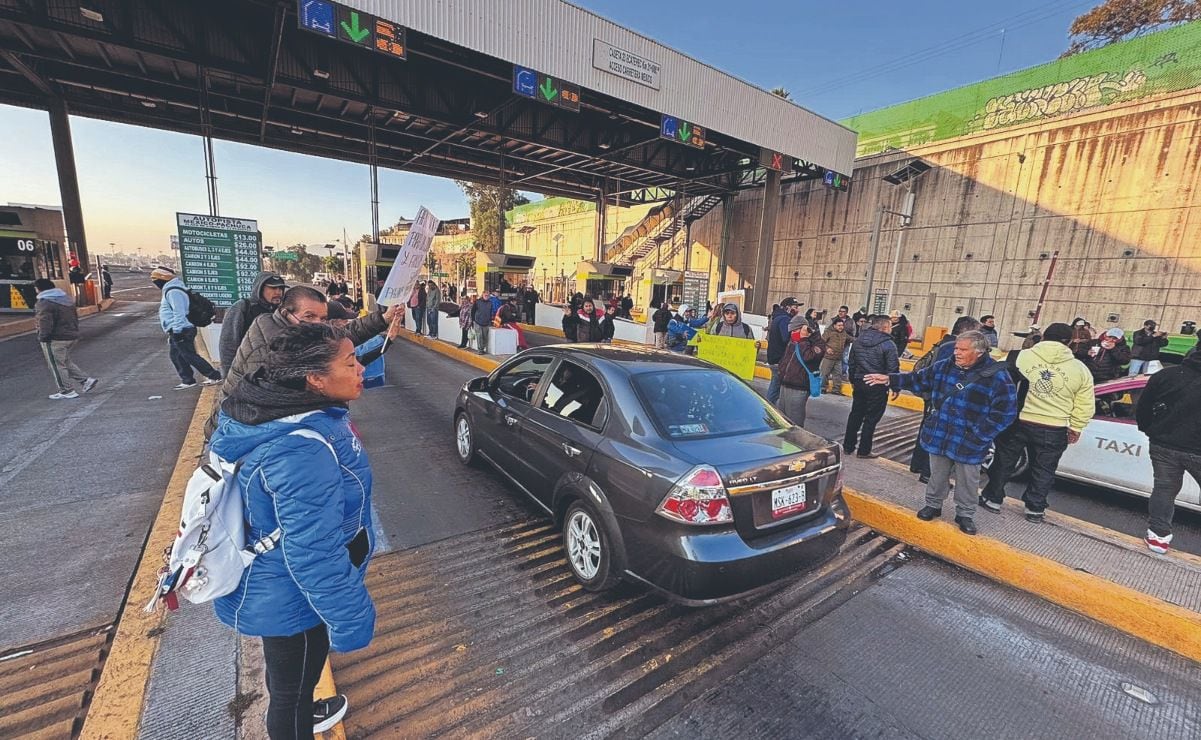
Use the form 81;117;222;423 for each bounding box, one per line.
604;194;723;266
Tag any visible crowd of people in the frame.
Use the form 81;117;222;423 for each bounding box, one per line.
24;263;1201;736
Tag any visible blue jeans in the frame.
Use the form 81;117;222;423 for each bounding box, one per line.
766;364;782;405
413;307;426;334
1128;358;1149;375
167;329;219;384
427;309;439;337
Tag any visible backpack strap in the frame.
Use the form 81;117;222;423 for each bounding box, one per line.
246;428;339;555
931;361;1007;412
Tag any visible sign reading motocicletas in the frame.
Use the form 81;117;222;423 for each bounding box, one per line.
592;39;661;90
175;213;262;308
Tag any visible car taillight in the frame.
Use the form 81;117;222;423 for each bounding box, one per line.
656;465;733;526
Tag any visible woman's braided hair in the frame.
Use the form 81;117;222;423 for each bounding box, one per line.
264;322;344;388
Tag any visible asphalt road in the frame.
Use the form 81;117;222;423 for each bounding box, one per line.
346;339;1200;738
0;298;198;651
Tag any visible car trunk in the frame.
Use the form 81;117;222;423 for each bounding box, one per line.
671;427;841;541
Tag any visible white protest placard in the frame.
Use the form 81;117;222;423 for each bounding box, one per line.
376;207;441;306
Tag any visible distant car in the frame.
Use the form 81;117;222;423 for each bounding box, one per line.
985;376;1199;512
453;345;850;604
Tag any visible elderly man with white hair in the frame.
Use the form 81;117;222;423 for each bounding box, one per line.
864;331;1018;535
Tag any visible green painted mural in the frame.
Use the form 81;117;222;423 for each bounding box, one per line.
843;21;1201;157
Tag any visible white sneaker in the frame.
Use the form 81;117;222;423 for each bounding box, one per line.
82;377;98;393
173;382;198;391
1146;529;1173;555
49;391;80;400
201;377;222;386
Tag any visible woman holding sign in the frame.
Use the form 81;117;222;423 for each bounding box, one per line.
777;314;827;427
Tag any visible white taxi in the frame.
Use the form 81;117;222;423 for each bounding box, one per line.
1052;376;1200;511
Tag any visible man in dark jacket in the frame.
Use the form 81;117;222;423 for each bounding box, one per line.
865;331;1017;534
843;315;900;459
219;272;286;373
1129;320;1169;376
206;286;400;438
651;301;673;348
100;265;113;299
472;292;494;353
34;278;96;399
766;297;802;405
1137;351;1201;555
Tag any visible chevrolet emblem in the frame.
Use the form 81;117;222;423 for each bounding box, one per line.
788;460;806;473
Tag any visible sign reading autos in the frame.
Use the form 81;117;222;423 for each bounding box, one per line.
176;213;262;307
593;39;661;90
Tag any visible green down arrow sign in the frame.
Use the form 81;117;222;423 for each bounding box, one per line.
678;122;692;143
341;11;371;43
539;77;559;102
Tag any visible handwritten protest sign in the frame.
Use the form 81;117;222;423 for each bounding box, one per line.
376;207;440;306
694;332;757;380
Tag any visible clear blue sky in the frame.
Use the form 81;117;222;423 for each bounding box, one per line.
0;0;1095;255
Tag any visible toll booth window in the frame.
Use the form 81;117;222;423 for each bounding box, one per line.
0;241;38;280
494;355;553;403
39;241;64;279
540;361;607;428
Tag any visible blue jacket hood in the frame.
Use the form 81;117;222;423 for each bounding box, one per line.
211;406;349;461
36;288;75;307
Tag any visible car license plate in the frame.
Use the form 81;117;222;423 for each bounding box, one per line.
771;482;807;519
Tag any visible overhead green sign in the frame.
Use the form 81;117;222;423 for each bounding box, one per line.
843;21;1201;157
176;213;262;307
272;251;298;262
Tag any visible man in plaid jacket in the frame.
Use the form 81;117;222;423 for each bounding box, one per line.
864;330;1017;535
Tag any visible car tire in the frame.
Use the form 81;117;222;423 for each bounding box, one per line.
454;411;480;467
562;500;620;592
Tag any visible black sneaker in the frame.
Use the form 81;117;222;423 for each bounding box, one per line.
1024;507;1045;523
955;516;978;535
313;694;348;733
978;496;1002;514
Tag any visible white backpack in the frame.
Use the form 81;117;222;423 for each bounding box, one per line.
145;428;335;612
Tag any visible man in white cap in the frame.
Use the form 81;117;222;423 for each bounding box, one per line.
151;266;222;390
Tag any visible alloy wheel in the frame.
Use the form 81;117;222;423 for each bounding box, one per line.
566;510;602;580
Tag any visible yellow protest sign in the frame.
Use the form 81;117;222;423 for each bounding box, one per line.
694;332;757;380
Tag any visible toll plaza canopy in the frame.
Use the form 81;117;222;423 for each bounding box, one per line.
0;0;857;203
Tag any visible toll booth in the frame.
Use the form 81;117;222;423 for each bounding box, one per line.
477;252;536;297
0;206;69;313
358;241;398;310
575;261;634;302
643;268;683;310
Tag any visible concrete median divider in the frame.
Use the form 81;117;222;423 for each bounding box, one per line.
395;329;1201;666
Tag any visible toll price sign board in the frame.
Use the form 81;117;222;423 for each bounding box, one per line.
683;270;709;312
513;65;581;112
660;115;706;149
297;0;408;60
176;213;262;308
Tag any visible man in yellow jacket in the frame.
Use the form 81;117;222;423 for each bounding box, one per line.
980;323;1094;522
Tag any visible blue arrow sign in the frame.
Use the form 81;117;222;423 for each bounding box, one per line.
823;171;835;187
298;0;335;37
513;66;537;98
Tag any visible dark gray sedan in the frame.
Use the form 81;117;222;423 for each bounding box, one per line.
453;345;850;604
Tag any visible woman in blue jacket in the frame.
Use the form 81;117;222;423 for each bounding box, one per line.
210;322;375;738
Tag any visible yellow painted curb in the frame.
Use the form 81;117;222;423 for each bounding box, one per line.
397;330;499;372
80;385;216;739
523;323;565;339
314;660;347;740
843;488;1201;664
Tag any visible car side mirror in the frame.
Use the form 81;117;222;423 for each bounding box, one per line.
467;376;489;393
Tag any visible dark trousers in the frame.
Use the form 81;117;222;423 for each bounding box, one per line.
167;329;219;384
262;623;329;740
1148;444;1201;535
459;327;469;348
413;307;426;334
981;422;1068;513
844;384;888;455
910;405;932;477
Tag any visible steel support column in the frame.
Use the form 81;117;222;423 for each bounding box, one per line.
750;170;780;314
717;193;734;293
48;98;90;275
595;181;607;262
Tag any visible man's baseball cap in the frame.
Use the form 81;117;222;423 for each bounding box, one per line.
150;266;176;282
780;297;801;307
262;274;286;289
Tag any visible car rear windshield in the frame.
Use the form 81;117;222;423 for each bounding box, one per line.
632;370;788;439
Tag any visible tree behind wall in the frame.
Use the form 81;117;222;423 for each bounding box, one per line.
1064;0;1201;55
454;181;529;252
